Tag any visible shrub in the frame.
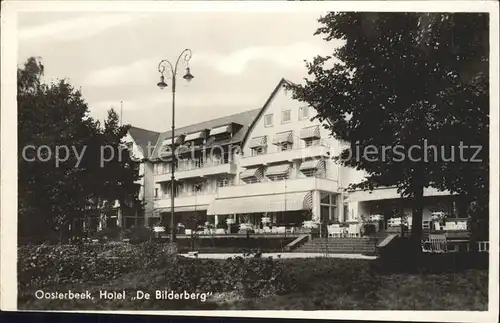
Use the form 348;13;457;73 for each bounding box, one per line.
124;226;154;244
93;227;122;241
163;253;294;299
17;241;172;287
362;224;376;236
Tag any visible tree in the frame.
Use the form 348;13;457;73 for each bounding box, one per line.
99;109;143;226
288;13;488;250
18;57;101;242
18;57;143;243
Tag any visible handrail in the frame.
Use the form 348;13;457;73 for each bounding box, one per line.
155;159;234;175
242;140;331;159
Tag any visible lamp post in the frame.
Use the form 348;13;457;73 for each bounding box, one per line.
157;49;194;247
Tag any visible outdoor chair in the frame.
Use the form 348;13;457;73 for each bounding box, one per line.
185;229;192;235
348;224;360;237
444;221;458;231
327;225;342;238
478;241;489;252
406;216;413;229
388;217;402;227
215;228;225;235
433;221;443;231
263;226;271;233
421;234;448;253
277;226;286;234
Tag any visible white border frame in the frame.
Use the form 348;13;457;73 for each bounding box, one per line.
1;1;499;322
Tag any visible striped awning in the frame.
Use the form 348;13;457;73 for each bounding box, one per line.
207;191;313;215
266;163;291;176
163;136;184;146
240;167;264;180
248;136;267;148
300;159;325;171
300;125;321;139
153;204;209;215
184;130;207;142
272;131;294;145
210;124;232;136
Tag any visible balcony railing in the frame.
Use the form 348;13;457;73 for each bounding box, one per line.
155;189;217;200
155;159;233;175
239;173;331;186
243;139;331;159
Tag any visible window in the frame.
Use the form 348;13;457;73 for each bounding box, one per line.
320;193;338;223
278;142;293;152
299;106;309;120
154;188;159;198
281;110;291;124
251;146;267;156
264;114;273;127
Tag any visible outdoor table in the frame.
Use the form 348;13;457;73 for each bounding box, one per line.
447;239;470;252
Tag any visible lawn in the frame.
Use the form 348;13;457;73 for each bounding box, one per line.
18;243;489;311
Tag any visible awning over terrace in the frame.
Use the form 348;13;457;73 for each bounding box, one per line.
248;136;267;148
300;125;321;139
272;131;294;145
207;191;313;215
239;167;264;181
300;159;325;171
153;204;209;215
265;163;292;176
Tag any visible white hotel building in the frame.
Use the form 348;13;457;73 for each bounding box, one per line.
121;79;463;233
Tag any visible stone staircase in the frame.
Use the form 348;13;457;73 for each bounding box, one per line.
293;237;378;254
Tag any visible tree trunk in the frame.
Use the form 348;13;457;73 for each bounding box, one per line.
410;181;425;255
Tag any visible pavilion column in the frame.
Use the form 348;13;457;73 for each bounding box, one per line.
337;193;344;222
312;190;321;222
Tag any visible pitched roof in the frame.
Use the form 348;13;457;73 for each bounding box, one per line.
128;126;160;159
241;78;292;147
150;108;261;160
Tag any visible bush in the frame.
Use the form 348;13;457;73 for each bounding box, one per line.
362;224;376;236
124;226;154;244
17;241;174;288
163;254;295;299
93;227;122;241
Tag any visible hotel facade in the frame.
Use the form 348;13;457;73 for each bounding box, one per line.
117;79;463;233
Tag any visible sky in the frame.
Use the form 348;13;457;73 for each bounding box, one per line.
17;11;341;132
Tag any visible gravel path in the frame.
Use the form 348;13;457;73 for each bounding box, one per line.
180;252;377;260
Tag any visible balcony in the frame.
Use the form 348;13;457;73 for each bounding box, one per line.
240;141;332;168
155;160;237;182
154;190;216;210
215;175;339;199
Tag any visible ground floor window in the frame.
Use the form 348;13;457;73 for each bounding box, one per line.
320;192;338;223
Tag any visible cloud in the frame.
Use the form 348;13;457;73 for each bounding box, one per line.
81;58;157;87
192;41;338;75
18;13;150;42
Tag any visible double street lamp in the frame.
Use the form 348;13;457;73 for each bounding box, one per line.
157;49;194;246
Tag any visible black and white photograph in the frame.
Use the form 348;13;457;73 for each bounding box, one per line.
1;1;498;320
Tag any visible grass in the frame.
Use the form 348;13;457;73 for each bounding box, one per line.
19;254;489;311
